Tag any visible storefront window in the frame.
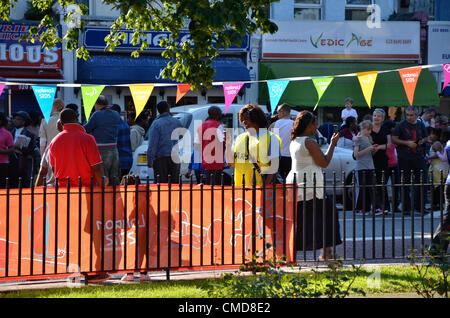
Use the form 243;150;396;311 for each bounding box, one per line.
125;95;157;119
207;96;238;104
167;96;198;107
294;0;322;20
408;0;435;18
345;0;373;21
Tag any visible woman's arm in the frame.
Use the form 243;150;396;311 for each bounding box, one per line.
385;134;392;150
224;131;235;167
354;144;374;158
0;146;15;155
305;133;339;168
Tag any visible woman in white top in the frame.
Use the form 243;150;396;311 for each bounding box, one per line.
287;111;342;261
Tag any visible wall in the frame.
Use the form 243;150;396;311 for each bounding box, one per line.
435;0;450;21
90;0;120;18
271;0;396;21
9;0;27;20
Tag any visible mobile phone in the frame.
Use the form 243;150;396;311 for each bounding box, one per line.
333;124;339;134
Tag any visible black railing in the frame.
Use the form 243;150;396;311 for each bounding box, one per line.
0;169;447;283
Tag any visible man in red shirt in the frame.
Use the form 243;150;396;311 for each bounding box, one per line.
194;106;225;185
49;108;106;187
48;108;109;283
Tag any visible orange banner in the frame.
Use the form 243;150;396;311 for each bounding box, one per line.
0;185;295;277
398;67;422;106
176;84;191;104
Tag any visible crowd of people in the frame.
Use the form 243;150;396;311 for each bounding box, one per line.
0;96;448;272
0;96;152;190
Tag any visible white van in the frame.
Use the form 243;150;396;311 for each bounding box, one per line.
129;104;356;190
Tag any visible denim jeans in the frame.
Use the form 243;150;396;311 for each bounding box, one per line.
398;157;427;212
430;184;450;253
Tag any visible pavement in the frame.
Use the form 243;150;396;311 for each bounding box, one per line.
0;261;414;294
0;204;443;296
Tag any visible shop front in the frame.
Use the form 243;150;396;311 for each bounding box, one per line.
77;27;252;121
259;20;440;123
0;22;63;116
427;21;450;116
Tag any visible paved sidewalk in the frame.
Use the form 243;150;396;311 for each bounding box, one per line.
0;261;412;293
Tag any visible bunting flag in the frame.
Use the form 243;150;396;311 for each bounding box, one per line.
129;84;154;119
176;84;191;104
31;85;57;123
312;77;334;110
267;80;290;113
443;64;450;93
398;67;422;106
223;83;244;113
0;84;4;97
357;71;378;109
81;85;105;120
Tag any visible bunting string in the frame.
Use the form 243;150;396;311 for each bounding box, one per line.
0;63;448;118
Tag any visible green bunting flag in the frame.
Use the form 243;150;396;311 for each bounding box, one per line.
312;77;334;110
81;85;105;120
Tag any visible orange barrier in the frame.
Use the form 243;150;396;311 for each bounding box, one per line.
0;184;295;279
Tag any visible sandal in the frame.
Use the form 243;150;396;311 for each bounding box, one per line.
140;274;151;282
318;254;339;263
121;273;135;282
87;273;110;283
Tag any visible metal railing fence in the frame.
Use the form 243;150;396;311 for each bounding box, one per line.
0;169;447;283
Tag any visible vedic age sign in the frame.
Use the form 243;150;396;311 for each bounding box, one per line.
262;21;420;61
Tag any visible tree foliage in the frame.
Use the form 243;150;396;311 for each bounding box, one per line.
1;0;278;89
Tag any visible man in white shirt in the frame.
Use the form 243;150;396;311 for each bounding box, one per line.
341;97;358;125
39;98;64;156
270;103;294;179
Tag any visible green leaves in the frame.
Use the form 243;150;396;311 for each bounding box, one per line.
6;0;278;90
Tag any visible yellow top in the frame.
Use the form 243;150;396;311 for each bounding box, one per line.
233;131;282;186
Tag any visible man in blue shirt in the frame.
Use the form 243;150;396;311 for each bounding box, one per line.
84;95;122;185
318;113;334;144
111;104;133;177
147;101;183;183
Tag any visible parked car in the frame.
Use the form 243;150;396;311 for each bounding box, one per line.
129;104;356;192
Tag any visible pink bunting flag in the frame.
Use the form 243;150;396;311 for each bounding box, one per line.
443;64;450;92
223;83;244;113
0;84;4;97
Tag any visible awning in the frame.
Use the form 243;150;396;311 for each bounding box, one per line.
259;61;440;107
77;54;250;84
0;68;64;83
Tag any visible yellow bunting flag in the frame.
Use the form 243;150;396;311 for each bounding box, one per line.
357;71;378;109
129;84;154;119
176;84;191;104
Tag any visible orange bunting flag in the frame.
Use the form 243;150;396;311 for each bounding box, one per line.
176;84;191;104
398;67;422;106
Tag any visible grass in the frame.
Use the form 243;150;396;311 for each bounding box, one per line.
0;265;444;298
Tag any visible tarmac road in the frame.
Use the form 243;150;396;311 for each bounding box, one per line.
296;206;444;263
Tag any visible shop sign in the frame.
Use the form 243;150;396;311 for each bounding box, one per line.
0;23;62;70
83;28;250;52
262;20;420;61
427;22;450;66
